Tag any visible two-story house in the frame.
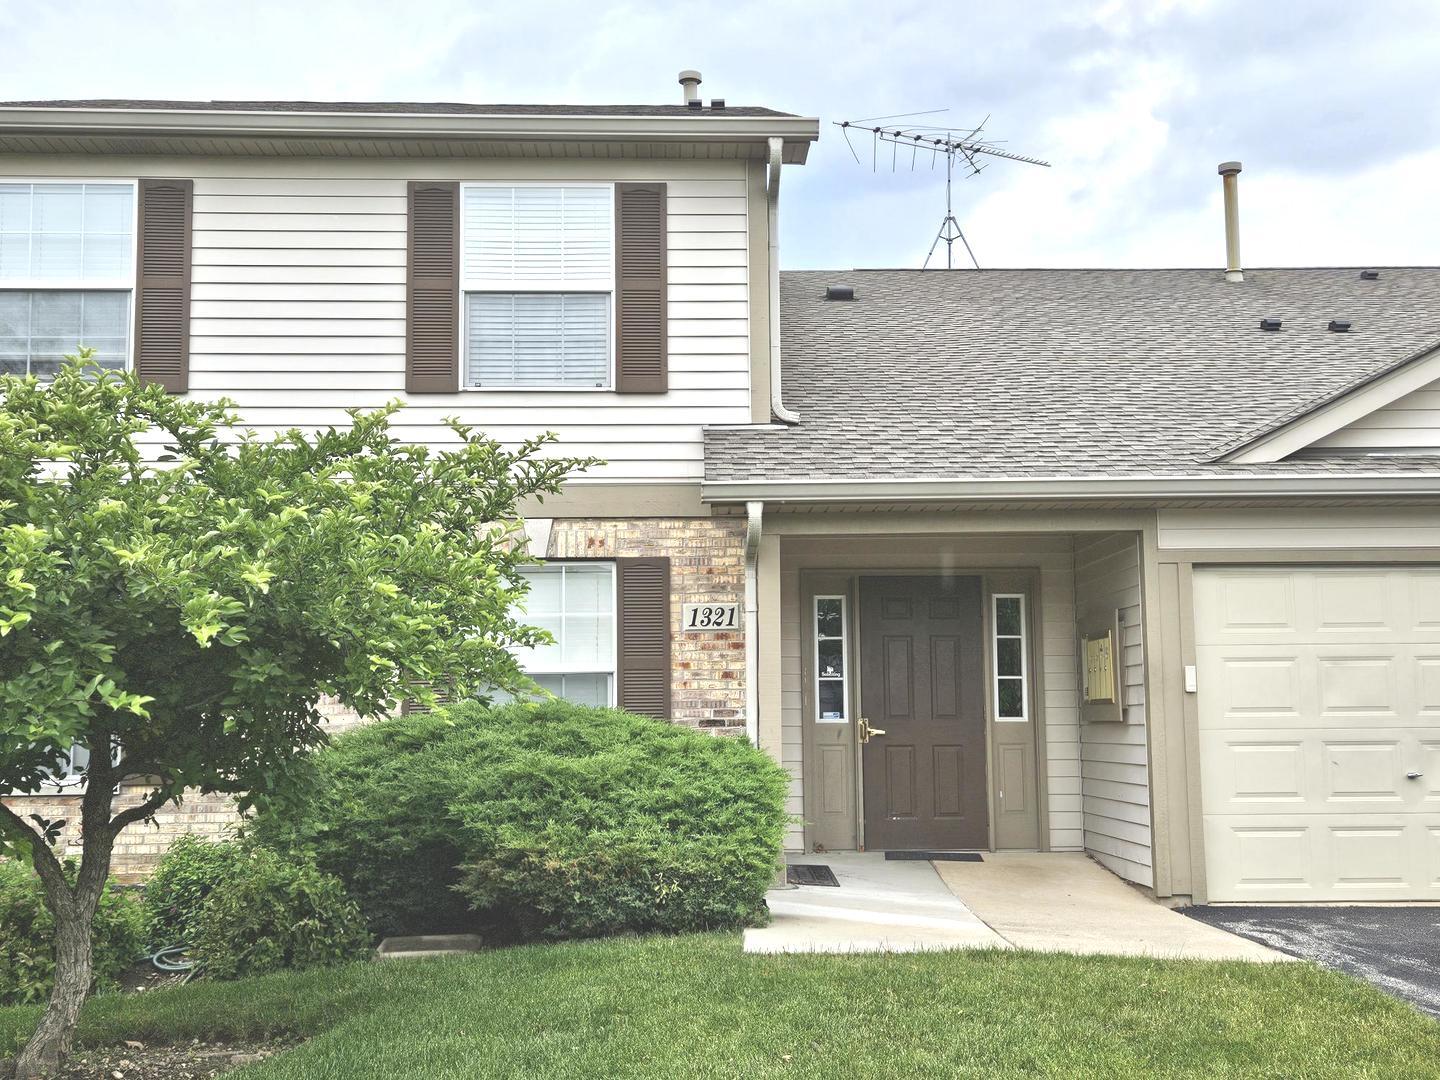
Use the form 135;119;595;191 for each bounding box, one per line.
7;78;1440;908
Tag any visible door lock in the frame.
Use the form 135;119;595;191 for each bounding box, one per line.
858;717;887;744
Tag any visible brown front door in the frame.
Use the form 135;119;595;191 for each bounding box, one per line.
860;575;988;850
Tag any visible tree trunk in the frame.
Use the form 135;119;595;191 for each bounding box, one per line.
11;890;97;1079
11;766;118;1080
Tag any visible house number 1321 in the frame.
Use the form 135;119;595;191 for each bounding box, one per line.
682;603;740;631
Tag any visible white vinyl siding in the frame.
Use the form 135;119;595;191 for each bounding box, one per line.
1309;375;1440;452
1157;507;1440;550
1073;532;1152;887
461;184;613;390
0;157;753;482
0;181;134;376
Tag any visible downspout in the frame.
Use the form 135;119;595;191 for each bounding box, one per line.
744;500;764;746
766;137;800;424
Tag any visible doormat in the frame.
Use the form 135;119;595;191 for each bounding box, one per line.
786;864;841;887
885;851;983;862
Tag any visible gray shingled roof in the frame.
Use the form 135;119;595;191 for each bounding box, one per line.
705;267;1440;483
0;99;794;118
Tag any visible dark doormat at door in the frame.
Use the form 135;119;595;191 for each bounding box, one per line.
885;851;983;862
786;864;840;887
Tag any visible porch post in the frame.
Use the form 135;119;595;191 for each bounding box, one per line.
756;531;784;762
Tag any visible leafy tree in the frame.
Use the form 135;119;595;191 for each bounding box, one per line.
0;355;591;1077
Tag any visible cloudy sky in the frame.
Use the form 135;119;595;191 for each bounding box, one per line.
2;0;1437;270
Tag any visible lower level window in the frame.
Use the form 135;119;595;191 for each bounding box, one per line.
512;562;616;705
0;290;129;377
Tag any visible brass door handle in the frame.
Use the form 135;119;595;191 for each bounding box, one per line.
858;718;888;743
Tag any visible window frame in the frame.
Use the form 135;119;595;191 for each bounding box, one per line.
0;177;138;378
457;181;616;393
514;560;619;706
813;593;850;724
992;592;1030;723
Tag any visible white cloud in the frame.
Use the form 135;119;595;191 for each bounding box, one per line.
1;0;1436;269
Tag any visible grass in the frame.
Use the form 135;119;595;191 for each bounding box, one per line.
4;934;1439;1079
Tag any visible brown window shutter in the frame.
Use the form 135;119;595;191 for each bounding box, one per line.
400;683;456;716
134;179;193;393
406;182;459;393
616;556;672;718
614;182;668;393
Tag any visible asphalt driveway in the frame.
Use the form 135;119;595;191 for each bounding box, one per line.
1185;906;1440;1016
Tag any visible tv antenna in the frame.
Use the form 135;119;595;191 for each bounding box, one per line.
835;111;1050;269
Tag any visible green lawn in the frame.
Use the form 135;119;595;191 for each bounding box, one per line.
4;934;1439;1079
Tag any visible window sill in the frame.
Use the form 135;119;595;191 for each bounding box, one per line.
458;386;613;393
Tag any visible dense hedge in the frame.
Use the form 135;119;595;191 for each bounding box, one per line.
0;859;145;1006
249;700;790;940
145;838;371;980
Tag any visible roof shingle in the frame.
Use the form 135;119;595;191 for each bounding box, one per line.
706;267;1440;483
0;99;795;118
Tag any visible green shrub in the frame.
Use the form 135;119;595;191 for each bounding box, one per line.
0;859;145;1006
250;700;790;940
247;708;471;936
190;845;372;980
144;834;249;947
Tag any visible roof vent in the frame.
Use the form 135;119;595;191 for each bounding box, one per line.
678;70;702;105
1329;319;1352;333
1259;318;1282;331
1360;269;1380;280
824;285;856;302
710;98;726;110
687;98;702;111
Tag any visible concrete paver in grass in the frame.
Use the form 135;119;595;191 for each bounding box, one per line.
934;852;1288;962
744;852;1008;954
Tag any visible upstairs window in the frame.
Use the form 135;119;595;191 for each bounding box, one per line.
0;182;134;378
461;185;612;389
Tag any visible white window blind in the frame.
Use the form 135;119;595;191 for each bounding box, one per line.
0;291;128;377
0;182;134;378
462;186;612;288
0;183;133;284
466;292;609;388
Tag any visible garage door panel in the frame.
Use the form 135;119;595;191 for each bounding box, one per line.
1197;567;1440;902
1203;813;1440;901
1324;741;1405;802
1197;568;1440;646
1202;729;1422;813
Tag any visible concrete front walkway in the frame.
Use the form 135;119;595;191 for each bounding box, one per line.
743;853;1009;954
933;852;1288;962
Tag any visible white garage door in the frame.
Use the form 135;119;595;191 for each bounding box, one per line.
1195;566;1440;902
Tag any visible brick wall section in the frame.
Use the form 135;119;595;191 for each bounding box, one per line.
4;517;748;880
2;698;364;884
548;518;747;735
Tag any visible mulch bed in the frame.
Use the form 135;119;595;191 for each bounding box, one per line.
54;1039;297;1079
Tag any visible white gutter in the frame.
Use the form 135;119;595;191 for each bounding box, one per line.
766;137;801;425
703;473;1440;504
743;500;763;746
